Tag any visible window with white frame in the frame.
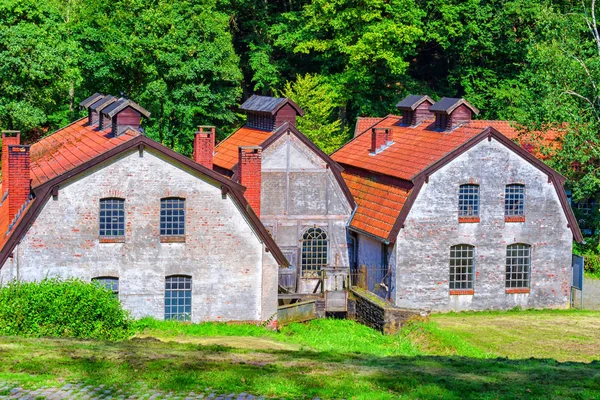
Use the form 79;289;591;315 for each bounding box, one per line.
165;275;192;321
505;184;525;216
458;184;479;217
301;227;328;277
505;244;531;289
99;198;125;237
449;244;475;290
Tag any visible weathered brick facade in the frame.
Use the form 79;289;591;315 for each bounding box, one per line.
392;138;573;311
260;133;353;293
0;147;280;323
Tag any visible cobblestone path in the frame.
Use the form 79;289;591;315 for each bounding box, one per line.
0;382;276;400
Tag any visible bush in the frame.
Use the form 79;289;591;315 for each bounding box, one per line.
0;278;132;340
583;252;600;275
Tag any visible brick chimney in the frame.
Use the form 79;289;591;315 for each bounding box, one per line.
238;146;262;217
429;97;479;131
6;144;31;224
370;128;392;154
193;126;215;169
2;131;20;189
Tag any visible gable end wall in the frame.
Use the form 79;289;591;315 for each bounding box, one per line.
0;149;279;322
394;138;572;311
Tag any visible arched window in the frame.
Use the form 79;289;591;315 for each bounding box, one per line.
99;198;125;237
165;275;192;321
505;184;525;216
92;277;119;296
301;227;328;277
160;198;186;236
458;184;479;217
449;244;475;290
506;244;531;288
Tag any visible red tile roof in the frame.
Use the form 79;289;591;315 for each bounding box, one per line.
343;170;411;239
336;116;563;181
354;117;383;138
336;116;566;240
213;126;273;171
29;118;140;188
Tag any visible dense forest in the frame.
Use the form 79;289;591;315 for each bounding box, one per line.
2;0;600;206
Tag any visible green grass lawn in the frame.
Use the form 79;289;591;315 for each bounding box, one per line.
0;311;599;399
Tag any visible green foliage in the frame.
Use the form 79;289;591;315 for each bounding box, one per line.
0;0;81;139
75;0;243;153
271;0;424;117
280;74;350;154
0;278;131;340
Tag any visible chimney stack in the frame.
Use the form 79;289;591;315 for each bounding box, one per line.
238;146;262;217
7;145;31;223
193;126;215;169
370;128;392;154
2;131;20;187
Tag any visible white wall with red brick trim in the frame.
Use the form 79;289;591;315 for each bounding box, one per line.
0;147;279;323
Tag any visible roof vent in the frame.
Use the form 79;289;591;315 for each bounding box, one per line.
89;95;118;128
396;95;434;126
239;95;305;131
101;98;150;137
429;97;479;131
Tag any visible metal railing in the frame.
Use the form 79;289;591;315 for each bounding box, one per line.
349;265;392;301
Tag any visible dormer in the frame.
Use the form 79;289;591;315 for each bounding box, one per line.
395;95;435;126
88;95;118;127
240;95;305;131
101;98;151;137
429;97;479;131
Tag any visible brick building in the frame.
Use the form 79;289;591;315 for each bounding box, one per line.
0;92;582;317
209;95;355;295
0;94;287;323
333;95;582;311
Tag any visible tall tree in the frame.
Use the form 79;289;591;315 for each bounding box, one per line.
280;74;350;154
0;0;81;139
76;0;243;154
271;0;424;120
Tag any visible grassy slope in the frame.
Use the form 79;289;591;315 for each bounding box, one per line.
0;313;598;399
432;309;600;362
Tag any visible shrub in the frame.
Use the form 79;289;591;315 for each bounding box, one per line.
0;278;132;340
583;252;600;275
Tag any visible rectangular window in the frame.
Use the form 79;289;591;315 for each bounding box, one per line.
458;184;479;217
92;277;119;296
505;184;525;216
99;198;125;237
160;198;185;236
449;244;474;290
506;244;531;289
165;275;192;321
